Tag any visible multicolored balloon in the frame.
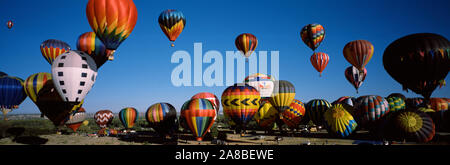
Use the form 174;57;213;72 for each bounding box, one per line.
244;73;276;99
345;66;367;93
0;76;26;120
383;33;449;100
181;98;216;141
94;110;114;128
6;20;13;29
40;39;71;65
391;110;435;143
343;40;374;71
270;80;295;113
300;23;325;51
332;96;356;107
119;107;139;129
192;92;220;120
354;95;390;127
254;102;279;129
235;33;258;59
24;73;52;103
280;99;306;129
146;103;178;136
305;99;332;126
76;32;108;68
65;107;87;132
324;104;358;138
386;96;406;112
310;52;329;77
158;9;186;47
222;83;261;130
86;0;138;60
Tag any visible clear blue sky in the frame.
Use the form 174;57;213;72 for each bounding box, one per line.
1;0;449;114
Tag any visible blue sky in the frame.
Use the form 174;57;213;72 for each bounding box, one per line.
1;0;449;114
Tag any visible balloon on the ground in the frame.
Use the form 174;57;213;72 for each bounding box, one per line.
300;23;325;51
244;73;275;99
158;9;186;47
0;76;27;120
254;102;279;129
324;104;358;138
280;99;306;129
345;66;367;93
181;98;216;141
383;33;450;100
354;95;390;127
305;99;331;126
310;52;329;77
192;92;220;120
146;103;178;136
40;39;71;65
343;40;374;71
76;32;108;68
51;50;97;104
94;110;114;128
65;107;87;132
390;110;435;143
235;33;258;58
386;96;406;112
270;80;295;113
222;83;260;129
119;107;139;129
86;0;138;60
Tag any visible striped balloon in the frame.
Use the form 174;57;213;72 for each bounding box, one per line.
158;9;186;46
192;92;220;120
222;83;261;127
310;52;329;77
300;23;325;51
181;98;216;141
235;33;258;58
24;73;52;103
343;40;374;71
65;107;87;132
324;104;358;138
40;39;71;64
345;66;367;93
280;99;306;129
94;110;114;128
76;32;108;68
355;95;390;127
254;102;279;129
179;100;191;131
146;103;177;135
0;76;26;110
270;80;295;113
305;99;332;126
392;110;435;143
386;96;406;112
119;107;139;129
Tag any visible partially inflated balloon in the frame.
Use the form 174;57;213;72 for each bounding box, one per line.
390;110;435;143
222;83;260;129
244;73;276;99
40;39;71;65
235;33;258;58
94;110;114;128
300;23;325;51
146;103;178;136
354;95;390;127
51;50;97;104
343;40;374;71
383;33;450;100
76;32;108;68
65;107;87;132
310;52;329;77
86;0;138;60
181;99;216;141
280;99;306;129
305;99;331;126
386;96;406;112
345;66;367;93
192;92;220;120
119;107;139;129
324;104;358;138
158;9;186;47
270;80;295;113
254;102;279;129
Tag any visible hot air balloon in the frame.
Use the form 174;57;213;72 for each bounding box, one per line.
389;110;435;143
254;102;279;129
345;66;367;93
40;39;71;65
24;73;52;104
0;76;26;120
300;23;325;51
354;95;390;128
387;93;406;101
406;97;425;108
244;73;276;101
158;9;186;47
76;32;108;68
343;40;374;72
222;83;260;135
0;71;7;78
305;99;332;126
146;103;178;137
6;20;13;29
119;107;139;130
310;52;329;77
35;80;84;126
235;33;258;60
386;96;406;112
65;107;87;132
270;80;295;113
332;96;356;107
181;98;216;141
51;50;97;106
94;110;114;128
324;104;358;138
192;92;220;120
280;99;306;130
179;100;191;131
383;33;449;100
426;98;449;132
86;0;138;61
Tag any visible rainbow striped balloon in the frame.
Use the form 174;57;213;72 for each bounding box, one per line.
181;99;216;141
235;33;258;58
119;107;139;129
24;73;52;103
355;95;390;127
40;39;71;64
300;23;325;51
146;103;177;135
280;99;306;129
76;32;108;68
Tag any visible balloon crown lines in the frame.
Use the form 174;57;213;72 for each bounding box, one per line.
171;43;280;87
